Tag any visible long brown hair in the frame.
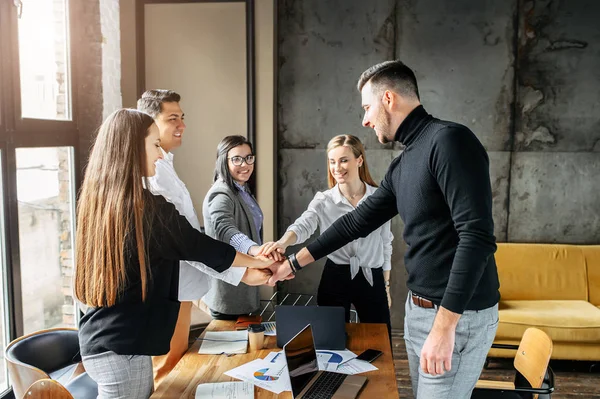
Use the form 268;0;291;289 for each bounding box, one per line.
326;135;378;189
75;109;155;307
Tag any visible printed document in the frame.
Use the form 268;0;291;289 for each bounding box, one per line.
199;331;248;355
195;381;253;399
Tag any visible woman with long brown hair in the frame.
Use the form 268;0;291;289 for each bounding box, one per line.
75;109;273;398
261;134;394;335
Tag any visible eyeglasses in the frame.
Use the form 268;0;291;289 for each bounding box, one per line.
228;155;256;166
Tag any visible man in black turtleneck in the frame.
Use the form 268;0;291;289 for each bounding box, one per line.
269;60;500;398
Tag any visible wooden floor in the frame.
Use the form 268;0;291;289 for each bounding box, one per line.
391;330;600;398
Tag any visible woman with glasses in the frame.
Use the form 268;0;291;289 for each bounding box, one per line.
202;135;281;319
261;135;393;336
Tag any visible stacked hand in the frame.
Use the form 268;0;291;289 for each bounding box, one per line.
267;260;294;285
248;242;285;262
240;252;295;287
259;241;297;285
259;241;287;258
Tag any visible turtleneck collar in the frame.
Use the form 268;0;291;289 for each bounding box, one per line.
393;105;432;147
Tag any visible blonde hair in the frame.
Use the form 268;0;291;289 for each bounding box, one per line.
75;109;154;307
326;135;378;189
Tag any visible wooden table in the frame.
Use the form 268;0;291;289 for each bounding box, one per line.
151;320;398;398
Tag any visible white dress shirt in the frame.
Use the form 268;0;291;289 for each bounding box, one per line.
147;148;245;301
287;184;393;286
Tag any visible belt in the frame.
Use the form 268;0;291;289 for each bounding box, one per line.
411;292;437;309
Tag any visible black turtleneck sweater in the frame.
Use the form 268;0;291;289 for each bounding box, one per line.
307;105;499;314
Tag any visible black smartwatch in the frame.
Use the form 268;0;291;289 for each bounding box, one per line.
288;253;302;272
286;257;297;275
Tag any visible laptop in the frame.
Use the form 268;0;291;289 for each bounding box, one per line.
276;305;346;350
283;324;367;399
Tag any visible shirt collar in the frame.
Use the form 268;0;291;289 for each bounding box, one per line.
331;183;374;205
331;184;344;204
160;147;173;163
234;181;248;193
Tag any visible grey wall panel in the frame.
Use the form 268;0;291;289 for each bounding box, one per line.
396;0;516;151
278;0;397;150
515;0;600;151
489;151;511;241
508;152;600;243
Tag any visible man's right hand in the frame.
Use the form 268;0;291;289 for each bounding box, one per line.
241;268;273;286
267;261;295;285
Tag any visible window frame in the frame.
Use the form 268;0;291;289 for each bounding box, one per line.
0;0;89;372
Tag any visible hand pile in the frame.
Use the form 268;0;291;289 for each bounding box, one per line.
241;241;296;286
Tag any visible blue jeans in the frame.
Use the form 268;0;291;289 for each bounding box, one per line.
403;293;499;398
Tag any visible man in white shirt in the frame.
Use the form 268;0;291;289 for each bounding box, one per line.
137;89;269;386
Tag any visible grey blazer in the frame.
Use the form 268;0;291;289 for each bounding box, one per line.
202;179;261;314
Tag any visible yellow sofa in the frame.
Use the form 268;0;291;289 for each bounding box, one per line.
488;243;600;361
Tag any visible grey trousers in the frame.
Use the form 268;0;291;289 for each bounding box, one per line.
403;293;499;399
82;351;154;399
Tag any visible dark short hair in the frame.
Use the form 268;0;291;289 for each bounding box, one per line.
357;60;420;100
213;135;255;194
137;89;181;118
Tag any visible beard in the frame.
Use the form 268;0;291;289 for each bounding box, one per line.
375;109;393;144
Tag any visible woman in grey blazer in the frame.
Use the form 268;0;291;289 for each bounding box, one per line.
202;135;267;318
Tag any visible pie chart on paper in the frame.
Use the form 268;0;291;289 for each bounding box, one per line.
319;351;343;364
254;368;279;381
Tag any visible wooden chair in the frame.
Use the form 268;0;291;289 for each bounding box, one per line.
472;328;555;399
23;378;74;399
5;327;94;399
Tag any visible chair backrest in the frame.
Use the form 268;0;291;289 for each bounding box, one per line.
513;328;553;399
24;378;74;399
5;328;79;399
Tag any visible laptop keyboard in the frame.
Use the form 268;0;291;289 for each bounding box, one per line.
302;371;347;399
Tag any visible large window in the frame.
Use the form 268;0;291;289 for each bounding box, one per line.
0;0;82;394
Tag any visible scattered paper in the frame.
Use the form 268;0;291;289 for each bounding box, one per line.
316;349;357;367
224;349;376;395
263;351;287;377
225;359;291;394
335;359;378;375
199;331;248;354
264;351;284;364
195;381;254;399
261;321;276;336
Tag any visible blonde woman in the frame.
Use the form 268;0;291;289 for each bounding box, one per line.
262;135;393;334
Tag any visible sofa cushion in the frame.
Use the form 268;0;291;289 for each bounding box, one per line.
582;246;600;306
496;300;600;343
495;244;588;301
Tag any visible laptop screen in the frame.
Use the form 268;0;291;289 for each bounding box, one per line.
283;324;319;397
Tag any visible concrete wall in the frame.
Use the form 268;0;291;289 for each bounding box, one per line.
277;0;600;329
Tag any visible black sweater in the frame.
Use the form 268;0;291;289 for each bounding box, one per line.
78;193;237;357
307;105;499;314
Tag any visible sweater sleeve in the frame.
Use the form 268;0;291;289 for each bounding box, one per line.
307;173;399;261
429;126;497;314
151;195;236;273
